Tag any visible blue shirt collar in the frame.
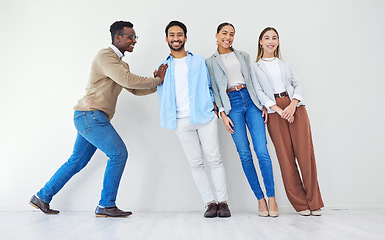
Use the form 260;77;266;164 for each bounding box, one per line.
166;50;193;60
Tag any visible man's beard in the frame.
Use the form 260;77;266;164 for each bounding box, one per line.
168;41;185;52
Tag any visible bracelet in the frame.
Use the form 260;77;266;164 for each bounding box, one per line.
213;109;218;112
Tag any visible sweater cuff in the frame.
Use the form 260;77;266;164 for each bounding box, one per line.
154;76;162;86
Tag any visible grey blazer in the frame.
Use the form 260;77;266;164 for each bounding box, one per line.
250;59;305;114
206;49;262;115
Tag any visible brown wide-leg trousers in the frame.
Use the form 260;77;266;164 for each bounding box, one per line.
267;96;324;212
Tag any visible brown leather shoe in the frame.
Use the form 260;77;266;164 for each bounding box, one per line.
204;202;218;218
217;202;231;218
29;195;60;214
95;206;132;218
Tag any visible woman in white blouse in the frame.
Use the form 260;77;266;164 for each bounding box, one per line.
251;27;324;216
206;23;278;217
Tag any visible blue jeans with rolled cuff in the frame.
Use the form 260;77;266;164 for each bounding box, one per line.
227;88;275;200
37;110;128;207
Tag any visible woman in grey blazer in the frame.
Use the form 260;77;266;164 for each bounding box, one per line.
206;23;278;217
251;27;324;216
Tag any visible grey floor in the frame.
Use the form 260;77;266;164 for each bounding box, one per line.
1;209;384;240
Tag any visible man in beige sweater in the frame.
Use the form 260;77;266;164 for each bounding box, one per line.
30;21;167;217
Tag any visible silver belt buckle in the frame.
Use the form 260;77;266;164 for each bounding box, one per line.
279;92;285;98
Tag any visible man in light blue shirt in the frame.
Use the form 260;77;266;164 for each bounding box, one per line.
157;21;231;218
158;50;215;129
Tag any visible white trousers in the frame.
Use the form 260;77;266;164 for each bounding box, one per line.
174;116;228;204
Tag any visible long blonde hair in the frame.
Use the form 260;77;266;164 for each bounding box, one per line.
256;27;281;62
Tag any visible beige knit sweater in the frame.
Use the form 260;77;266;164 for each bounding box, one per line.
74;47;162;120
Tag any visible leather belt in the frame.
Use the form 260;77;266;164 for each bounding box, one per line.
274;91;288;98
226;84;246;93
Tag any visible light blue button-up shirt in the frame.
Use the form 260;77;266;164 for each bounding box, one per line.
157;51;215;130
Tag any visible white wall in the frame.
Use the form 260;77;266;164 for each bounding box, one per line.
1;0;384;212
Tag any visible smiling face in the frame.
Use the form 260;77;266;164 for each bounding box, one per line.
114;27;137;53
166;26;187;52
259;30;279;58
216;25;235;53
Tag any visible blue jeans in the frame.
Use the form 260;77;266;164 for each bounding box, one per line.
227;88;275;200
37;110;128;207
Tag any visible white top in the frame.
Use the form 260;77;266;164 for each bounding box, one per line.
220;52;246;89
174;57;190;118
254;59;303;112
261;57;286;93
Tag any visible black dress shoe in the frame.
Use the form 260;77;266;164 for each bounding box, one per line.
204;202;218;218
29;195;60;214
95;206;132;218
217;202;231;217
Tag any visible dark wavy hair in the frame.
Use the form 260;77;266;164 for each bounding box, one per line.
216;22;235;33
165;20;187;37
109;21;134;44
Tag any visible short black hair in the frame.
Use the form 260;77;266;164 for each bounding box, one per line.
165;20;187;37
217;22;235;33
110;21;134;43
